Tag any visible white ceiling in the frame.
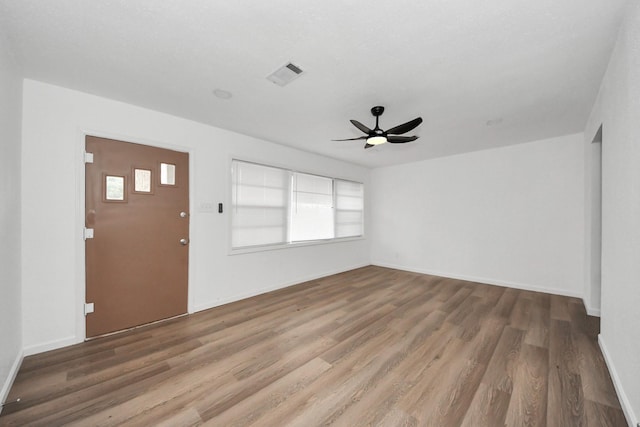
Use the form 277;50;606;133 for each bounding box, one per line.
0;0;628;168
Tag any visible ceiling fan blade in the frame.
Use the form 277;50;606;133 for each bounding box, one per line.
387;135;418;143
332;136;368;141
364;143;374;149
350;120;373;135
385;117;423;135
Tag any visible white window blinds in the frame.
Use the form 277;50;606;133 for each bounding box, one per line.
290;173;334;242
334;179;364;238
231;160;364;249
231;161;289;248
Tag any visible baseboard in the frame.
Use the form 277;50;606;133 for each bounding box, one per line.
584;303;601;317
582;294;602;317
193;263;370;313
22;335;78;357
598;335;637;427
0;350;23;415
371;262;584;299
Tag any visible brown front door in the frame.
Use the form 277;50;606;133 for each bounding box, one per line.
85;136;189;338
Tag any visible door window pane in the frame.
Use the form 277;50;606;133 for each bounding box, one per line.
161;163;176;185
105;175;125;201
134;169;152;192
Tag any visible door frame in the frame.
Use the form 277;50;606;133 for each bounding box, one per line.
74;128;196;341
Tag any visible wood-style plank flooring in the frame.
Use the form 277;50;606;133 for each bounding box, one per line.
0;266;626;426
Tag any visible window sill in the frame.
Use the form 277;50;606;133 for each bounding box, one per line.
228;235;365;256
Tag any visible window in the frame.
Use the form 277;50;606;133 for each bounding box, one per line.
231;160;364;249
105;175;125;201
231;161;290;248
291;173;334;241
160;163;176;185
334;179;364;238
134;168;152;193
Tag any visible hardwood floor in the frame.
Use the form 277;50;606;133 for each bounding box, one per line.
0;266;626;426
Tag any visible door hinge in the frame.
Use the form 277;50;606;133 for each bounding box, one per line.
84;151;94;164
83;228;94;240
84;302;94;315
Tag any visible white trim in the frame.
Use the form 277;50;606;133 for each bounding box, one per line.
583;128;604;325
371;262;584;299
74;131;86;344
228;236;365;256
192;262;369;313
23;335;77;357
584;300;601;317
598;335;637;427
0;350;23;415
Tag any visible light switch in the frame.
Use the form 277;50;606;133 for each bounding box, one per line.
198;201;215;213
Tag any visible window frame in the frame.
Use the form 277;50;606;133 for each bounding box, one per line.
229;159;365;254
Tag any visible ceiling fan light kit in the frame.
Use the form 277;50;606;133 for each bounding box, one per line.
333;106;423;149
367;136;387;145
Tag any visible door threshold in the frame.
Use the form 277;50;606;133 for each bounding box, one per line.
85;312;188;341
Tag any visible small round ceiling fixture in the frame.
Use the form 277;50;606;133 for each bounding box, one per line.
213;89;232;100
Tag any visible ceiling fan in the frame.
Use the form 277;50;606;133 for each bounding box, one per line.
333;106;423;149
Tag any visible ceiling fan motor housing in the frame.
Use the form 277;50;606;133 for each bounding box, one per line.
371;106;385;117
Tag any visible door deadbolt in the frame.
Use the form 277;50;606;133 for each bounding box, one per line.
180;238;189;246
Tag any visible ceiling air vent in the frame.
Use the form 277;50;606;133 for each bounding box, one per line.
266;62;304;86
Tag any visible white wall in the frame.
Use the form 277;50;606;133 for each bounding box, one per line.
0;31;23;407
370;133;585;297
21;80;370;354
584;1;640;424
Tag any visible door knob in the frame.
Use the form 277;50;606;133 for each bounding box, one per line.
180;238;189;246
180;211;187;218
